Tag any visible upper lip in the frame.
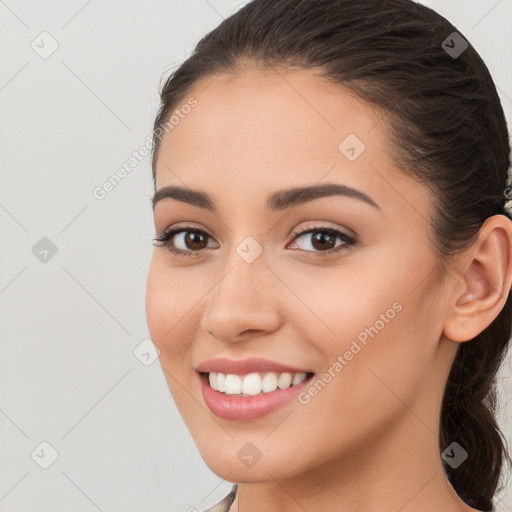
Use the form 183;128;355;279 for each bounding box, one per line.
196;357;314;375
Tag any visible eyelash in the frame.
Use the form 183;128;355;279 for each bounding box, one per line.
152;222;357;259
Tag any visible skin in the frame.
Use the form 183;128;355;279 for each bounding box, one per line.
145;65;512;512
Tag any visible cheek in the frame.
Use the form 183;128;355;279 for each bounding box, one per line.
277;257;401;349
145;257;193;360
284;249;435;413
295;242;436;355
145;259;202;413
145;260;169;347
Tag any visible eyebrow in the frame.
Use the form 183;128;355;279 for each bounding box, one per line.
151;182;380;212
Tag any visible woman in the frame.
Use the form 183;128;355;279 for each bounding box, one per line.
145;0;512;510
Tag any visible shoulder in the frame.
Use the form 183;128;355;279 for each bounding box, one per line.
201;484;237;512
201;501;228;512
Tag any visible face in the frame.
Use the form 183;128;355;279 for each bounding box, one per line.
145;66;456;482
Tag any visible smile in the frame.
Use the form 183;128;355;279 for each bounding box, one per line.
198;370;315;420
208;371;311;396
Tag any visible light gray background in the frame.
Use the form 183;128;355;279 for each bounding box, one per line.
1;1;511;511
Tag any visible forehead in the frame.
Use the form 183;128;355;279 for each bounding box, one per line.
153;66;429;222
157;68;381;177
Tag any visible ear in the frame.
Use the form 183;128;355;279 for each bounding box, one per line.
443;215;512;343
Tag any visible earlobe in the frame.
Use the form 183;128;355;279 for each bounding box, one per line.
443;215;512;343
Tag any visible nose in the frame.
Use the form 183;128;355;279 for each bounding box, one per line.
199;249;282;343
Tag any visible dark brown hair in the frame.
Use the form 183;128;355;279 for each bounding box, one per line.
151;0;512;509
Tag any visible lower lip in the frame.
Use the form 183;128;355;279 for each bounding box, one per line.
198;372;313;421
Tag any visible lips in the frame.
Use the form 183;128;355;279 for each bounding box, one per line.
195;357;314;375
196;357;315;420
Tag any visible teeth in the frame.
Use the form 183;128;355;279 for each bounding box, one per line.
207;371;309;395
217;372;226;392
292;373;307;385
277;372;292;389
242;373;262;396
224;374;242;394
262;372;277;393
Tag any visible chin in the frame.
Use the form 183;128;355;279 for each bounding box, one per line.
199;449;302;483
189;428;315;484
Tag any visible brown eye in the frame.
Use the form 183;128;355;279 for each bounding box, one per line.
182;231;209;250
153;227;218;257
289;223;357;257
309;231;337;251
